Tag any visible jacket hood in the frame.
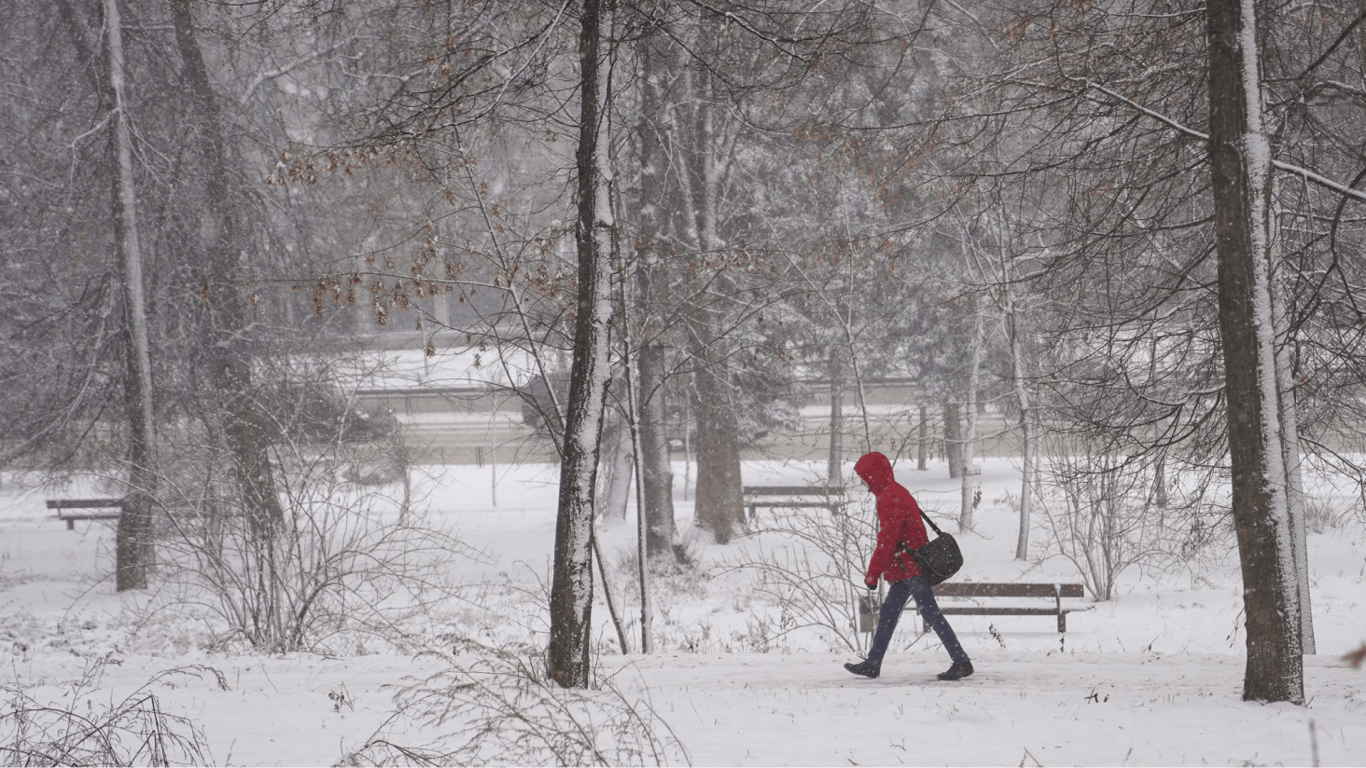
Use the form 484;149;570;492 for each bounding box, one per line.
854;451;896;493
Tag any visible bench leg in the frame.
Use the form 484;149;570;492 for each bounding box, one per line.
66;519;75;530
1058;613;1066;633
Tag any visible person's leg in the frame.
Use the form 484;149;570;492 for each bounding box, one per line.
845;580;913;677
905;577;973;678
866;579;914;667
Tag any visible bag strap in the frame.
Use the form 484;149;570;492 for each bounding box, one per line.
919;507;945;537
895;507;944;557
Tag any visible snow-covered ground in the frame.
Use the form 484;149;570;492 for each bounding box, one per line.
1;457;1362;766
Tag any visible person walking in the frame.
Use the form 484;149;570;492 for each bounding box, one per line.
844;451;973;681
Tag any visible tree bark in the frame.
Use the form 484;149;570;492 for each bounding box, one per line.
828;346;844;485
681;16;744;544
692;347;744;543
632;37;677;558
168;0;286;541
637;344;676;555
943;401;963;479
1008;289;1032;561
549;0;615;689
917;405;928;472
103;0;157;592
959;309;984;530
1273;293;1314;655
1206;0;1304;704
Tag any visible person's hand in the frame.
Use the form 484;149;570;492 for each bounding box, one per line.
864;579;877;591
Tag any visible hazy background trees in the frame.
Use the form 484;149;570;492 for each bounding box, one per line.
6;0;1365;701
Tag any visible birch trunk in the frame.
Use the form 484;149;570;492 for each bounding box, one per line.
1206;0;1303;704
548;0;615;689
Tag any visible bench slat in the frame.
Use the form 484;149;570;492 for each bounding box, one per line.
935;582;1084;599
742;486;845;497
46;498;125;510
47;498;125;530
939;606;1084;617
908;581;1090;634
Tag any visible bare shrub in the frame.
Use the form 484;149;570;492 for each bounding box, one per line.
1038;448;1230;599
0;663;222;766
153;433;481;654
722;494;876;653
340;638;689;767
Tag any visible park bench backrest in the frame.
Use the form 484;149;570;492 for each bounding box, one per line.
935;582;1084;599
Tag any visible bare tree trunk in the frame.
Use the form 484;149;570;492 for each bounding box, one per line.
1207;0;1303;704
599;419;634;520
103;0;157;592
592;537;631;655
692;348;744;543
1008;290;1032;560
1273;292;1314;654
614;307;654;653
944;401;964;479
549;0;615;689
632;36;677;558
959;310;984;530
618;341;654;654
168;0;286;542
682;19;743;544
828;346;844;484
637;344;676;555
917;405;928;471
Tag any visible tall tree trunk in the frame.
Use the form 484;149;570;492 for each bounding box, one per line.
600;418;634;520
944;401;964;479
103;0;157;592
682;19;743;544
917;405;929;471
637;344;676;555
1008;290;1032;561
549;0;615;689
1206;0;1304;704
633;35;677;559
959;310;984;530
828;346;844;485
692;342;744;543
1273;292;1314;654
168;0;286;541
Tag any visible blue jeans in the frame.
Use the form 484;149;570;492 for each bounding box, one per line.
867;576;970;667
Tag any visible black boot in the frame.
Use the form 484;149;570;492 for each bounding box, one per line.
843;660;881;679
937;661;973;681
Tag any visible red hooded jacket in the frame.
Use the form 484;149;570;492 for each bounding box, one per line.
854;451;927;586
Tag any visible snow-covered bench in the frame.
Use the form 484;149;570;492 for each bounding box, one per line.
47;498;124;530
917;582;1092;633
741;485;846;520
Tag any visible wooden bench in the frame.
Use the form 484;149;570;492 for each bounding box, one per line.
915;582;1092;633
47;498;124;530
742;485;846;520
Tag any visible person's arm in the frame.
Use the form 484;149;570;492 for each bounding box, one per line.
864;500;897;587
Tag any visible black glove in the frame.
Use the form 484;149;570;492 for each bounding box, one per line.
865;580;877;591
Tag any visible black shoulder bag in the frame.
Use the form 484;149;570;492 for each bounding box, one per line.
897;509;963;587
